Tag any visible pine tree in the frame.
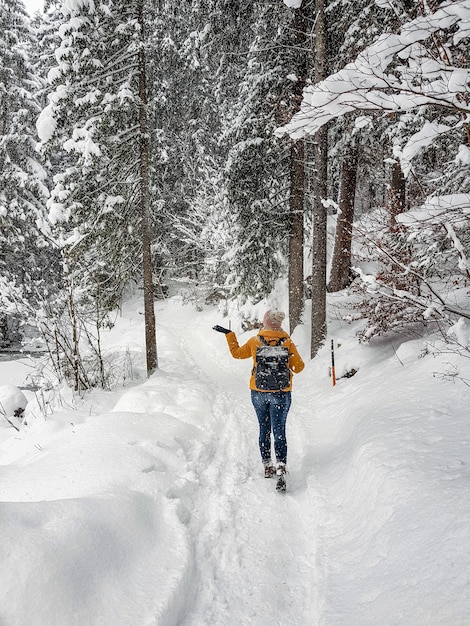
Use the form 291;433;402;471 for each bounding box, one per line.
0;0;52;345
145;0;230;301
37;0;158;381
223;1;307;305
286;1;315;333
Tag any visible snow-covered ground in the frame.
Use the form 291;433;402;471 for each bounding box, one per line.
1;295;469;625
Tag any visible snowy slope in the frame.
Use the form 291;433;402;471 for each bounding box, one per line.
0;296;469;625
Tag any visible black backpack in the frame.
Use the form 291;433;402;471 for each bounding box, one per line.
255;336;290;391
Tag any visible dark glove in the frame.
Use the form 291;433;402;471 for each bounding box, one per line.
212;325;231;334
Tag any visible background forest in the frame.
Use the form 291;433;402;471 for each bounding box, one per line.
1;0;469;391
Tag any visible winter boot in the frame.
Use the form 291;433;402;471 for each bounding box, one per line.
275;462;287;492
263;461;276;478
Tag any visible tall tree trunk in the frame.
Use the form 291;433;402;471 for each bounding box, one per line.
138;0;158;376
289;138;305;333
310;0;328;358
288;5;308;334
328;147;358;292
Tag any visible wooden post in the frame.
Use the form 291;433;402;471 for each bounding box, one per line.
331;339;336;387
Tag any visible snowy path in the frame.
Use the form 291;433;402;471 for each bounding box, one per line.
159;311;320;625
180;391;318;625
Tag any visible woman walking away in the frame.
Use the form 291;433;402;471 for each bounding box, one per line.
213;310;304;492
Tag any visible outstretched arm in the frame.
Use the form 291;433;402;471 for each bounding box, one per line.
225;331;252;360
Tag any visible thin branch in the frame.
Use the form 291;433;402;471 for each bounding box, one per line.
354;224;470;322
0;402;20;431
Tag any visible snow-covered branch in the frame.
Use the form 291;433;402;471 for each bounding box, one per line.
276;0;470;139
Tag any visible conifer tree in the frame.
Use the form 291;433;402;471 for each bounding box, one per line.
0;0;51;345
223;1;310;305
37;0;158;378
145;0;230;300
287;2;314;333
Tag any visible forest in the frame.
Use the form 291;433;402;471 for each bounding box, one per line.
1;0;469;390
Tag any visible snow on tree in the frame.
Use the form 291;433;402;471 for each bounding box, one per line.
326;0;404;294
278;0;470;205
278;1;470;141
277;0;470;203
278;0;470;340
143;1;234;303
0;0;52;346
35;0;159;384
223;1;308;305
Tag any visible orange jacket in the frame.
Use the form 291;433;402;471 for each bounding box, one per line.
225;329;304;391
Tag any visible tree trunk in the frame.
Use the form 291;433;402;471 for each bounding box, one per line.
311;125;328;358
389;160;406;230
328;147;358;292
138;0;158;376
310;0;328;358
289;138;305;333
288;5;309;334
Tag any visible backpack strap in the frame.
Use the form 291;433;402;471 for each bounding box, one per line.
259;335;287;347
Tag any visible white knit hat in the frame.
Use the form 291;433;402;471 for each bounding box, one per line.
265;310;285;328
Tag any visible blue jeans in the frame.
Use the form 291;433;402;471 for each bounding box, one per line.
251;390;292;465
